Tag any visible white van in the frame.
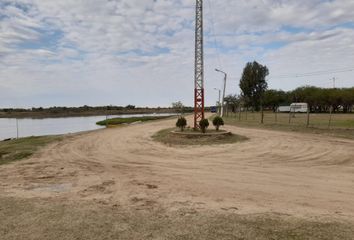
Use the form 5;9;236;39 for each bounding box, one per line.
290;103;308;113
277;106;291;112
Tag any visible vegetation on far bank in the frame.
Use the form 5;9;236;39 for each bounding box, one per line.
0;105;195;119
96;116;172;126
0;136;62;165
152;128;248;146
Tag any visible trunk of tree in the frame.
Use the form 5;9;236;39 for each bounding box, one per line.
261;105;264;124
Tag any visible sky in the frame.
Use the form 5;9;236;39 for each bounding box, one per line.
0;0;354;108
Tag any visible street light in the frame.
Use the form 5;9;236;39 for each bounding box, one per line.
215;68;227;117
214;88;221;115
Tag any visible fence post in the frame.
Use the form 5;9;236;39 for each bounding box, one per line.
238;106;241;121
328;106;333;129
16;118;19;139
306;105;310;127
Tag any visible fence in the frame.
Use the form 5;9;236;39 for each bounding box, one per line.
223;109;354;130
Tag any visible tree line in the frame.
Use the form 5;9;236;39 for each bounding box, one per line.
226;61;354;114
264;87;354;113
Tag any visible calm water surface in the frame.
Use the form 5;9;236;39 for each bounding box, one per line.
0;113;175;141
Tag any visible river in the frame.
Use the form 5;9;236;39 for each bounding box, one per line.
0;113;175;141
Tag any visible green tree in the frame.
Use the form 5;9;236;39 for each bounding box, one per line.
176;117;187;132
199;119;209;133
239;61;269;123
224;94;242;113
172;101;184;114
263;89;287;112
212;116;224;131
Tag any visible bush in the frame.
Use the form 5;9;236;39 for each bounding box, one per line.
176;117;187;132
199;119;209;133
212;116;224;131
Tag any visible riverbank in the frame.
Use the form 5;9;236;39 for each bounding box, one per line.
0;136;62;165
96;116;173;126
0;108;187;119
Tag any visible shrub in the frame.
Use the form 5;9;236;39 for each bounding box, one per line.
199;119;209;133
176;117;187;132
212;116;224;131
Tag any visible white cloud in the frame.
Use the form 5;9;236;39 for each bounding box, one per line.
0;0;353;107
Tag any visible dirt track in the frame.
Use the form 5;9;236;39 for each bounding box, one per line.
1;115;354;223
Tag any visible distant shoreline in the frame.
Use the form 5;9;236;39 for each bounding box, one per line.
0;108;190;119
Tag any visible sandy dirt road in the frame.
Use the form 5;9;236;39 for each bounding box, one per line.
1;115;354;231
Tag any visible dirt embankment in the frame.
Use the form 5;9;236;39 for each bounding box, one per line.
1;115;354;239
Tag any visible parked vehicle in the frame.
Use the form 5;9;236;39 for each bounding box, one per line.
290;103;308;113
277;103;308;113
277;106;291;112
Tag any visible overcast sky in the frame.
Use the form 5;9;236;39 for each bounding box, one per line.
1;0;354;108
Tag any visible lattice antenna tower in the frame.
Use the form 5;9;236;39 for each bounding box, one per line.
194;0;205;128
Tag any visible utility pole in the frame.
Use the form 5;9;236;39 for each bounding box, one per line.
215;69;227;117
194;0;205;129
332;77;336;89
16;118;19;139
214;88;221;115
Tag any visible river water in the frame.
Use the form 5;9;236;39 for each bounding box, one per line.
0;113;175;141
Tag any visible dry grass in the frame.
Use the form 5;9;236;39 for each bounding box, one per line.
1;196;353;240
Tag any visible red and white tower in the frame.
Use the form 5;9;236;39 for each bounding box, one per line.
194;0;205;129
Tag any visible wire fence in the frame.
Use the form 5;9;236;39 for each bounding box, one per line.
223;110;354;130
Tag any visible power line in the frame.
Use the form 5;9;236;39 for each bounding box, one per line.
270;67;354;79
207;0;223;68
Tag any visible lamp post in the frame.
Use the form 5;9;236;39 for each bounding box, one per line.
215;69;227;117
214;88;221;115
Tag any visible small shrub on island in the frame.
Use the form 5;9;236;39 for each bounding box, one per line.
199;119;209;133
176;117;187;132
212;116;224;131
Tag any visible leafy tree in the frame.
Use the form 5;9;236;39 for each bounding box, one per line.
224;94;242;113
199;119;209;133
172;101;184;114
239;61;269;123
125;105;136;110
239;61;269;110
263;89;288;112
212;116;224;131
176;117;187;132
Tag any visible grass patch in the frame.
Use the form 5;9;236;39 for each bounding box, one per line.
223;112;354;140
0;136;62;165
96;116;172;126
152;128;248;146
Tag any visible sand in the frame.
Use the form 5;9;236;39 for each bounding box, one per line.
1;114;354;224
